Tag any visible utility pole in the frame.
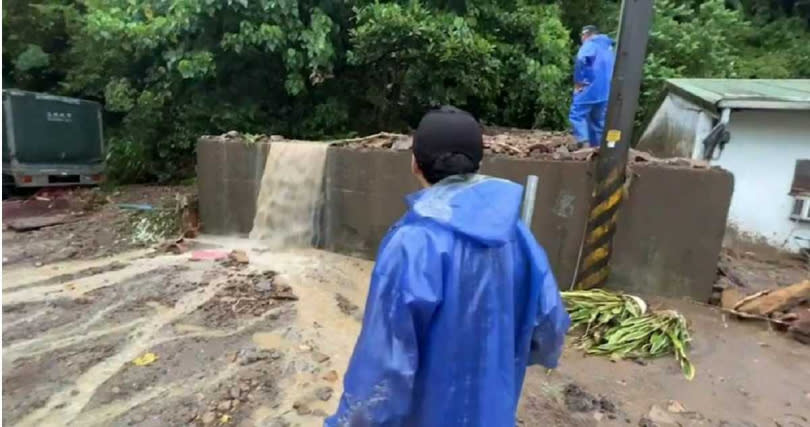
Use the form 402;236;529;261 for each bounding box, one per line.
574;0;655;290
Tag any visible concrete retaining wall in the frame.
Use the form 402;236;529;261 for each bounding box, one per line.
197;140;734;301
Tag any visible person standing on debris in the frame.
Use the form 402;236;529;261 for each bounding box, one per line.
569;25;616;148
326;106;570;427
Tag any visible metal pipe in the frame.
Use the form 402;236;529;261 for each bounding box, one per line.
521;175;539;225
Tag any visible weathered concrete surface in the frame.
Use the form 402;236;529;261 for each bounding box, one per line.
323;151;593;287
197;141;734;300
609;165;734;300
322;149;418;257
479;156;592;291
197;140;270;234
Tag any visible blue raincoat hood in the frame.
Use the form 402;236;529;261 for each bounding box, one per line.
573;34;615;104
327;175;570;427
590;34;614;49
406;175;522;247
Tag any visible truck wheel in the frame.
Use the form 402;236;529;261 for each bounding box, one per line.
2;174;13;199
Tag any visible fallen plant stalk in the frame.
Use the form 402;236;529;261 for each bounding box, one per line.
562;290;696;380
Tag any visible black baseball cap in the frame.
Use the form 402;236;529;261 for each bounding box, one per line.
581;25;599;36
412;106;483;170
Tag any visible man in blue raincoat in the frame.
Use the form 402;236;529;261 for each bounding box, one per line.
570;25;616;148
326;106;570;427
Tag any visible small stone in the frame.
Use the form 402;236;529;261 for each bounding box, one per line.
237;349;269;365
599;397;616;413
71;389;80;396
273;274;290;288
392;136;412;151
201;411;216;425
247;393;255;402
255;280;273;292
111;387;120;394
311;351;330;363
322;370;339;383
315;386;333;402
645;405;678;426
299;345;312;352
35;262;43;267
666;400;686;413
229;387;241;399
229;250;249;264
225;130;240;138
217;400;232;412
293;400;312;415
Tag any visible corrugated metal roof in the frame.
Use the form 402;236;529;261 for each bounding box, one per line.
666;79;810;112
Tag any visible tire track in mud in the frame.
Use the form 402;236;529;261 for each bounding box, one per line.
15;277;231;427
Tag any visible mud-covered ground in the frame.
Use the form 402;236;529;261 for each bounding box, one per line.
3;187;810;426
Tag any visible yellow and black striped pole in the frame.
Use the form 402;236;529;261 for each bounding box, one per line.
574;0;655;290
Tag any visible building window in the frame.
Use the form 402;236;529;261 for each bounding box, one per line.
789;160;810;222
792;198;804;217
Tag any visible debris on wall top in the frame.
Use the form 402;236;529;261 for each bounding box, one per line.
199;129;713;169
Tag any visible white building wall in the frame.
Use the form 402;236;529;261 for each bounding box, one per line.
710;110;810;251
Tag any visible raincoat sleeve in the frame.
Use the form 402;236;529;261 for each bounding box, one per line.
518;223;570;369
574;43;597;87
325;224;442;427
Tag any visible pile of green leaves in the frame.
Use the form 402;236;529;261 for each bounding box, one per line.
562;290;695;380
129;208;182;245
563;289;648;334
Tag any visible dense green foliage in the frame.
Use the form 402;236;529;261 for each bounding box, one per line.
4;0;809;182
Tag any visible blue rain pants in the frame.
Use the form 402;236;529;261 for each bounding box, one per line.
569;101;607;147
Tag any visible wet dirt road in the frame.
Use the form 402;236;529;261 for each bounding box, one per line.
2;236;373;427
3;234;810;426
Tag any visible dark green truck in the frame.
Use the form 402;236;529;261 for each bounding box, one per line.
3;89;105;195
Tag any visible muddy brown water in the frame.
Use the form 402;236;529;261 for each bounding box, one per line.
1;239;374;426
249;142;329;248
